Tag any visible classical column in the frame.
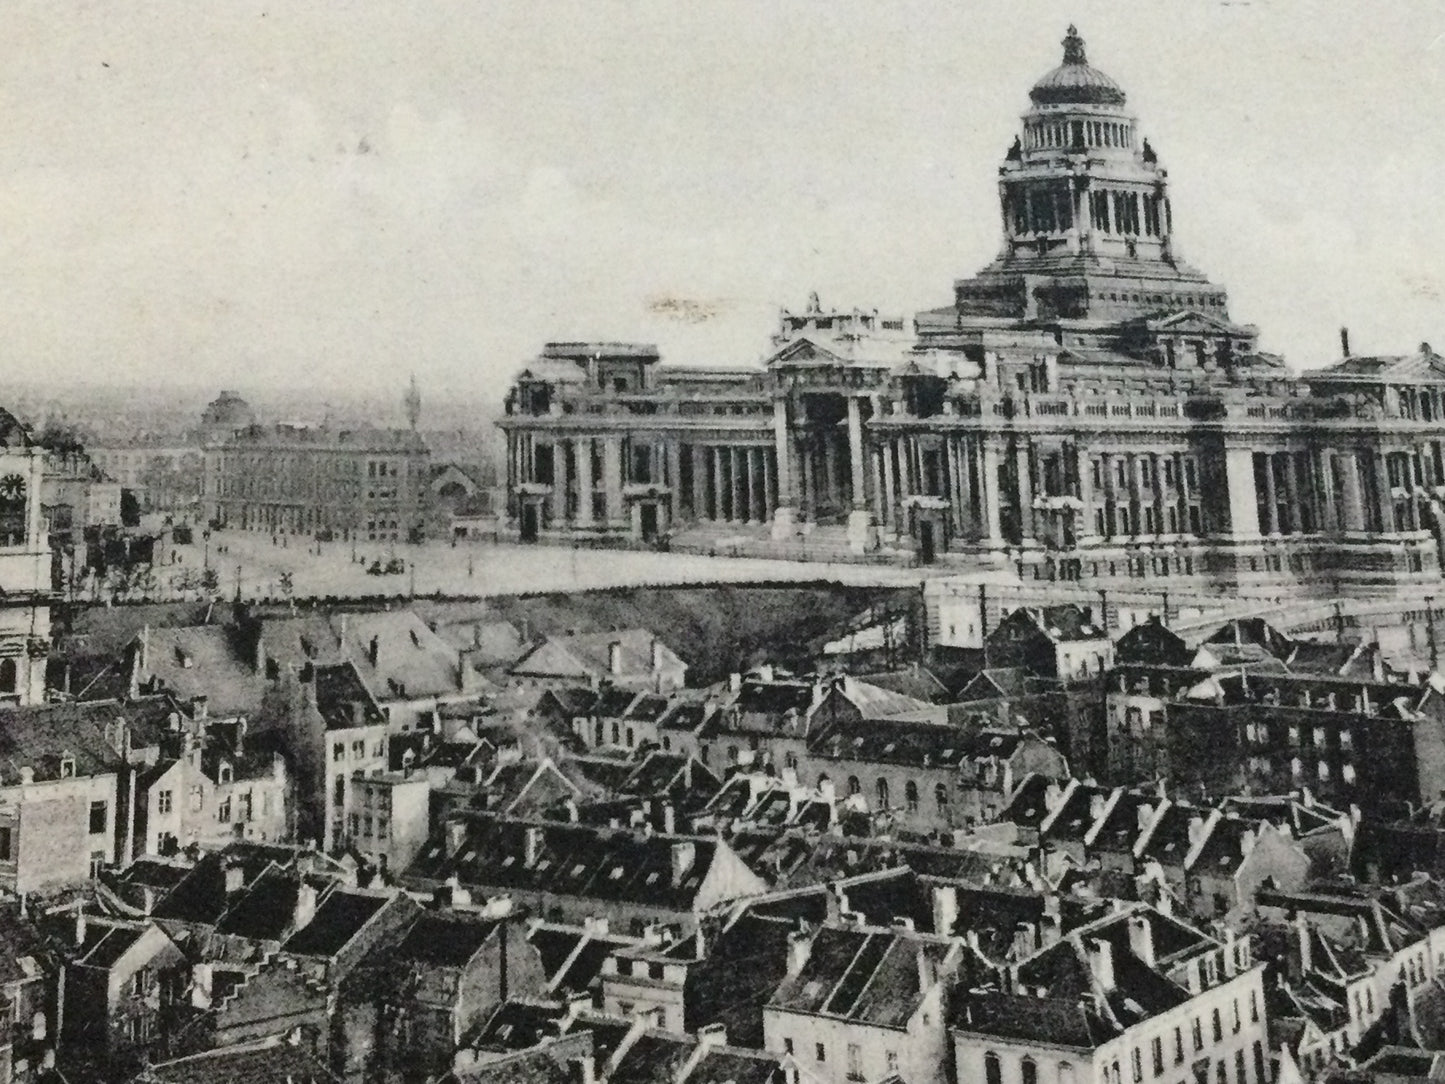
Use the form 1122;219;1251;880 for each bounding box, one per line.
1152;453;1167;537
711;447;726;521
575;437;595;526
551;439;568;524
731;448;745;523
1015;442;1035;543
1316;450;1337;534
1222;446;1261;538
667;441;682;522
689;446;706;520
822;435;839;514
882;440;898;535
1261;454;1279;535
1340;452;1366;533
870;447;886;528
1282;452;1301;536
1077;446;1096;538
1373;450;1394;533
603;437;624;526
1129;454;1146;536
772;399;795;517
764;447;779;522
846;396;866;510
982;442;1004;546
799;445;814;522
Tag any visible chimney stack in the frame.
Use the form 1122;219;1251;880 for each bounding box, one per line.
670;841;696;886
293;881;317;931
651;639;664;673
524;825;545;867
786;929;812;976
1341;327;1351;358
1087;938;1116;990
1128;914;1155;968
931;885;959;936
74;904;86;948
608;641;623;676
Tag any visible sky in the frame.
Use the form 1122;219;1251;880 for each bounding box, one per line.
4;1;1444;404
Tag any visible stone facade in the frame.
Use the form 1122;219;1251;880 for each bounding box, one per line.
498;27;1445;596
202;423;430;543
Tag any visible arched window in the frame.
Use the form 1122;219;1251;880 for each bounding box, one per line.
1022;1058;1038;1084
875;778;890;810
905;780;919;813
0;658;15;694
984;1053;1002;1084
818;773;830;790
847;776;861;796
936;783;949;810
1059;1063;1075;1084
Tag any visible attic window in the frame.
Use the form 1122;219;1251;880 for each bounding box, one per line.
536;859;551;871
502;855;515;867
572;863;586;877
646;871;659;885
59;753;75;779
609;866;625;880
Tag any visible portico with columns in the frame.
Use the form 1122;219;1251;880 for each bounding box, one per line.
496;27;1445;595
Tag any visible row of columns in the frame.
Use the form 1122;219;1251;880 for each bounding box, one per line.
688;445;776;524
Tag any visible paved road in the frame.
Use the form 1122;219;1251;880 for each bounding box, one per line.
152;529;1001;600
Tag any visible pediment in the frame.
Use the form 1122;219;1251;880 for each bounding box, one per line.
764;337;848;370
1147;310;1241;335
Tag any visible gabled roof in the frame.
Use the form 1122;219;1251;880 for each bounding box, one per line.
1308;344;1445;383
393;911;501;968
311;661;388;730
406;814;761;911
509;629;684;684
768;923;958;1028
132;625;268;717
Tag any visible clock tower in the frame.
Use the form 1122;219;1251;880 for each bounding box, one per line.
0;410;51;705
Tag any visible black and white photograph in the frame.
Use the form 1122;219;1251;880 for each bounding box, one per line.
2;3;1445;1083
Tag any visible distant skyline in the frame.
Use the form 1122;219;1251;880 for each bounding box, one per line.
5;1;1444;398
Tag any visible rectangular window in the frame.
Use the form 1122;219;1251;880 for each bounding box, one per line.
1153;1037;1165;1076
1174;1029;1185;1066
157;790;173;815
847;1044;863;1081
1133;1048;1144;1082
1234;1051;1245;1084
816;1043;826;1063
1232;999;1241;1034
783;1039;793;1056
0;825;10;861
1192;1018;1204;1051
332;742;345;762
89;800;107;835
1212;1008;1223;1043
218;798;231;823
351;740;365;759
1250;990;1259;1023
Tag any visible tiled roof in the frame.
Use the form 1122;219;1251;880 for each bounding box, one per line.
393;912;500;968
0;696;180;784
259;610;464;701
769;923;956;1028
133;625;269;717
406;814;743;911
509;629;684;683
470;998;567;1052
282;888;397;958
311;661;387;730
136;1034;343;1084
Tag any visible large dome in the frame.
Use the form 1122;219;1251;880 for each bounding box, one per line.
1029;26;1126;107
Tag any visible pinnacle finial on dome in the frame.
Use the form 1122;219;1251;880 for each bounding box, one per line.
1062;25;1086;65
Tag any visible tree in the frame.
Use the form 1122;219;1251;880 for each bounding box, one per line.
278;571;294;599
200;568;221;596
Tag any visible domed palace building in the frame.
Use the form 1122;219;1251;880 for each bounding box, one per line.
498;27;1445;596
